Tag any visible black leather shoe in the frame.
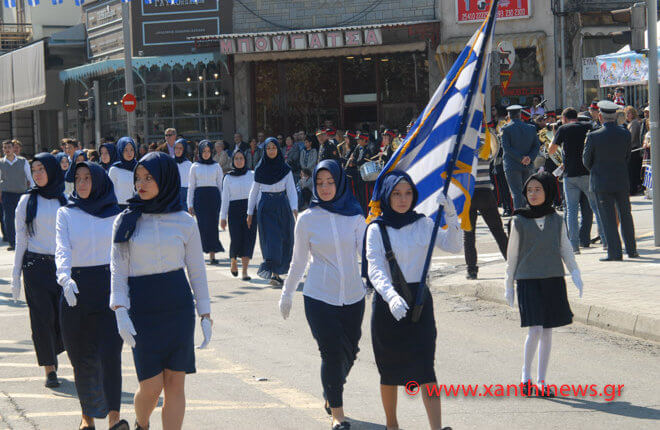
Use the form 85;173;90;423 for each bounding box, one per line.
134;420;149;430
45;371;60;388
466;272;477;280
538;385;555;397
109;419;130;430
599;256;622;261
628;252;640;258
332;421;350;430
230;270;238;277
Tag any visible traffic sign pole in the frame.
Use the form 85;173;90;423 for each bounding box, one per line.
122;2;136;138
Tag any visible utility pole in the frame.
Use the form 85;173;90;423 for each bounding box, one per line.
122;2;136;138
648;0;660;245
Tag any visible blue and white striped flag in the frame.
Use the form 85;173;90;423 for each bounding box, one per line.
74;0;84;5
144;0;154;4
27;0;39;6
367;0;499;231
121;0;131;3
3;0;16;8
51;0;63;5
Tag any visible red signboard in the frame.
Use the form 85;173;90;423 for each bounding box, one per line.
457;0;531;23
121;93;137;113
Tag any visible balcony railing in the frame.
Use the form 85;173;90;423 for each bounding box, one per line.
0;23;33;54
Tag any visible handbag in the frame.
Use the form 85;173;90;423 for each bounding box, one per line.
376;223;415;308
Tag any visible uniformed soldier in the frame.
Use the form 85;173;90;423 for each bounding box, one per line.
583;100;639;261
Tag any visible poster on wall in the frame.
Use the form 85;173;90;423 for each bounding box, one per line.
456;0;531;23
596;50;660;87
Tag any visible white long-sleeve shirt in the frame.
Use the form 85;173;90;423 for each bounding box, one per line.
220;171;255;220
177;160;193;188
504;216;579;290
55;207;117;287
12;194;61;284
109;211;211;315
247;172;297;215
282;207;367;306
366;216;462;303
108;166;134;205
187;162;223;209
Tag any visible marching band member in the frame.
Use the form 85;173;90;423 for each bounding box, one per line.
55;161;127;430
351;132;377;216
247;138;298;286
174;138;193;212
109;137;138;210
11;153;66;388
365;170;460;430
220;151;257;280
110;152;212;430
99;143;119;171
187;140;224;265
279;160;366;430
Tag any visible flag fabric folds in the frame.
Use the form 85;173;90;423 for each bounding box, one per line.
3;0;17;9
27;0;39;6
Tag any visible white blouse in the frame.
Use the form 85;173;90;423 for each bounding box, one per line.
109;211;211;316
55;207;116;287
282;207;367;306
108;166;134;205
504;216;579;290
64;181;74;196
220;171;255;220
12;194;61;283
187;163;223;209
247;172;298;215
177;160;193;188
366;216;462;302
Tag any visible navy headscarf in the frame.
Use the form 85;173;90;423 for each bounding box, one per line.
174;138;188;164
371;170;424;229
513;171;557;219
197;140;216;165
254;137;291;185
113;152;183;243
65;149;88;183
99;143;118;170
66;162;121;218
112;137;138;171
25;153;67;236
310;160;363;217
228;150;248;177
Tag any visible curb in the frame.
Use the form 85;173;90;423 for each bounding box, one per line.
431;276;660;343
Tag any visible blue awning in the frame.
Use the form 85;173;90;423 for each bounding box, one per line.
59;52;225;82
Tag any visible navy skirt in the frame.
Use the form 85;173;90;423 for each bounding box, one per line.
228;199;257;259
193;186;224;253
371;283;437;386
128;269;196;381
22;251;64;367
257;192;295;278
517;277;573;328
60;265;122;418
180;187;188;212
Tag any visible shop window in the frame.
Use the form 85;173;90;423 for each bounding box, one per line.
494;47;543;107
342;57;376;101
285;59;339;132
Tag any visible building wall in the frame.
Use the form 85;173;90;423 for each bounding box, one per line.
26;3;82;39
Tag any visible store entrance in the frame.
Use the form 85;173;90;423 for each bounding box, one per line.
343;104;377;133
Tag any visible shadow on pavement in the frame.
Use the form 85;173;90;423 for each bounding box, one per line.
545;396;660;420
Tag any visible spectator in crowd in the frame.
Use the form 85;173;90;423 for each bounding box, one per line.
245;138;263;170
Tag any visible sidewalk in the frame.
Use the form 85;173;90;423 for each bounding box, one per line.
431;195;660;342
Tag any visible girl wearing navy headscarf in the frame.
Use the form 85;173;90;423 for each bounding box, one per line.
11;153;66;389
64;149;88;187
174;138;193;211
278;160;365;430
109;137;138;209
99;142;118;171
56;153;74;195
247;137;298;286
55;162;128;430
219;150;257;280
187;140;224;264
110;152;212;430
364;170;461;430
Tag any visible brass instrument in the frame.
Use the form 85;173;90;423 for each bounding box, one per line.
538;127;563;167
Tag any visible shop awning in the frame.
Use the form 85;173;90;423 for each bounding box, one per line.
436;31;547;74
59;52;225;82
596;49;660;87
0;40;46;115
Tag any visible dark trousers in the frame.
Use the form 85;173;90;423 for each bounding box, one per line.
304;295;365;408
579;192;593;246
2;191;21;247
629;150;643;194
463;189;509;274
0;201;5;241
492;167;513;213
595;190;637;259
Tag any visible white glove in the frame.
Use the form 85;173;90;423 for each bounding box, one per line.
437;193;458;221
62;279;79;307
388;294;409;321
570;270;583;298
10;277;21;301
279;294;293;320
114;307;136;348
198;317;213;349
505;287;515;307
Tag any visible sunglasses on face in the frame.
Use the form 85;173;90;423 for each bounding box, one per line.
165;134;175;137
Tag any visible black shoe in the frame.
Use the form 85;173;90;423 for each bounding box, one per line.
6;245;14;251
209;258;218;265
230;270;238;277
332;421;350;430
521;381;535;396
134;420;149;430
466;272;477;280
599;256;622;261
241;275;251;281
45;371;60;388
109;420;129;430
537;385;555;398
628;252;640;258
502;210;512;217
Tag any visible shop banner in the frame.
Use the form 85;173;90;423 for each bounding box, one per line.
457;0;531;23
596;49;660;87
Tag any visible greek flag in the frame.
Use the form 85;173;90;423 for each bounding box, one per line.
74;0;84;5
27;0;39;6
51;0;63;4
3;0;16;8
367;0;499;231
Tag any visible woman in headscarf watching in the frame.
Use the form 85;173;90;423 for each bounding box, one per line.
56;153;74;196
174;138;193;212
110;152;212;430
278;160;365;430
220;151;257;280
99;143;118;171
64;149;88;184
247;137;298;286
10;153;67;389
55;162;128;430
364;170;461;430
109;137;138;210
187;140;224;264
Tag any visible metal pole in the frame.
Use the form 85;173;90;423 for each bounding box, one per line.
93;80;101;146
648;0;660;246
122;2;136;138
560;0;567;108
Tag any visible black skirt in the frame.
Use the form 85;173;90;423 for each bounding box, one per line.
371;283;437;386
193;186;224;253
228;199;257;259
517;276;573;328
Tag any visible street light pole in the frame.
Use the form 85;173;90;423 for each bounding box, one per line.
122;2;136;138
648;0;660;246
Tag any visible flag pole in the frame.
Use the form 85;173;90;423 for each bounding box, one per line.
411;0;499;322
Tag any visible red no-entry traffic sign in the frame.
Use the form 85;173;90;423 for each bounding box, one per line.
121;93;137;113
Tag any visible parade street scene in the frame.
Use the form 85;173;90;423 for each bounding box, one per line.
0;0;659;429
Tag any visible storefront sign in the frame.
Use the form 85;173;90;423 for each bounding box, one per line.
218;29;383;55
501;86;543;96
143;17;220;46
457;0;531;23
86;2;123;31
141;0;219;16
582;57;599;81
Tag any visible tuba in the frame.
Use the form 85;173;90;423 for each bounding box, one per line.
538;127;563;166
